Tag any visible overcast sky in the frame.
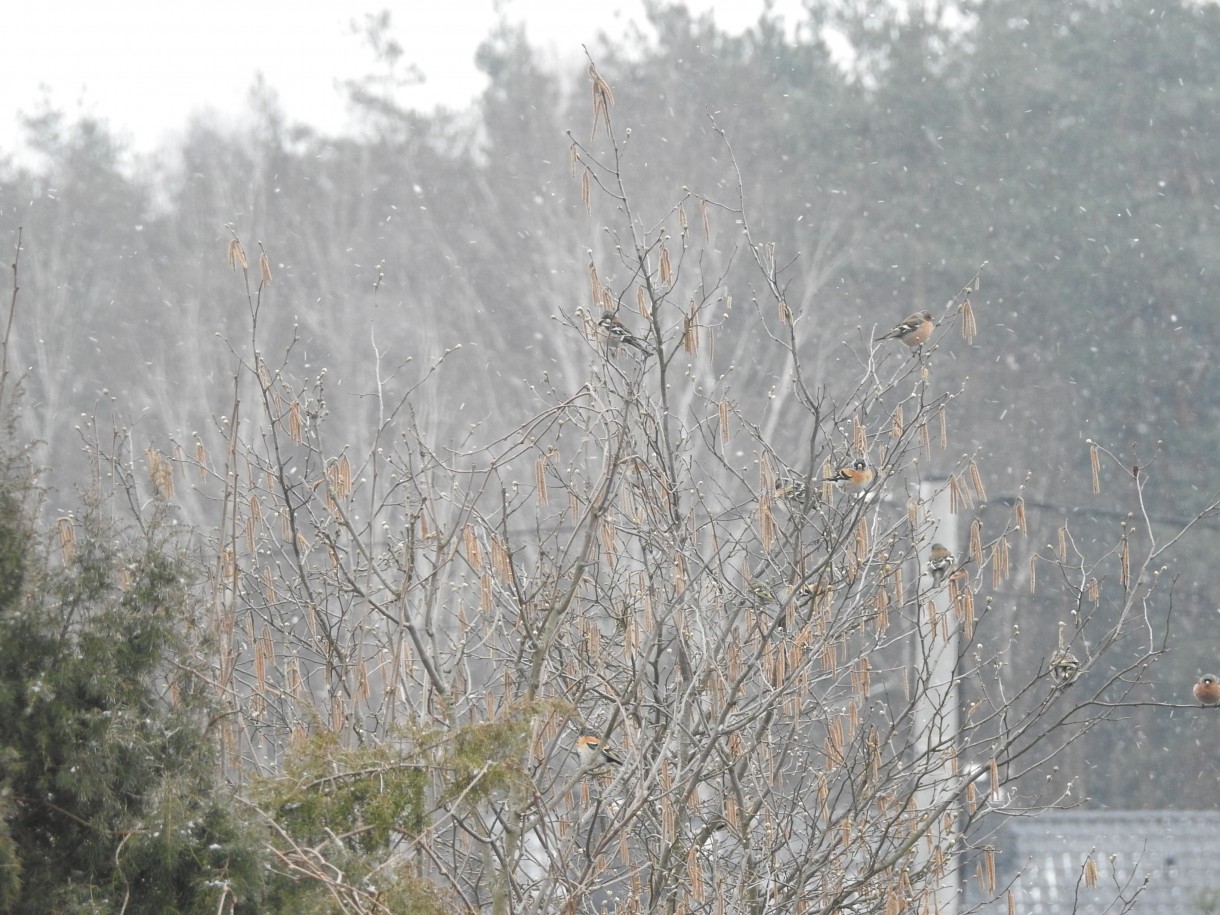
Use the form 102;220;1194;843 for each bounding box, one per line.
5;0;805;155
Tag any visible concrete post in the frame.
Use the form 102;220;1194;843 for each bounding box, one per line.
912;478;960;915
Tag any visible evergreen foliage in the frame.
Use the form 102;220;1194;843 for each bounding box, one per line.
0;487;264;913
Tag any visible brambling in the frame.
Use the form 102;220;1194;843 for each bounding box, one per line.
746;579;777;605
824;459;874;489
1048;649;1082;686
926;542;955;587
598;311;651;355
797;574;837;607
1193;674;1220;706
774;477;815;509
576;730;625;767
699;816;730;848
877;310;934;348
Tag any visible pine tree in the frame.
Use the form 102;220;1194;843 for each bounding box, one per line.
0;479;264;913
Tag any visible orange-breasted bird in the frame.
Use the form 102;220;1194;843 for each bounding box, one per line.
926;542;955;587
824;459;874;489
1193;674;1220;706
598;311;651;355
877;311;934;348
576;730;625;767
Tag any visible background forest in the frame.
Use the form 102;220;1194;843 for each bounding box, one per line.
1;0;1219;912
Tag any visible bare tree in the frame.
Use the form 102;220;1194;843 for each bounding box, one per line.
99;63;1209;915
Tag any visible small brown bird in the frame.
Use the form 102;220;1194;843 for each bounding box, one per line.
926;542;955;587
878;311;934;348
1193;674;1220;706
576;730;625;767
1048;649;1082;686
598;311;651;354
798;573;838;606
824;459;874;489
746;579;777;605
774;477;814;509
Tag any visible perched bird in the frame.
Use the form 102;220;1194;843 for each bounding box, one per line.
798;574;837;607
1048;621;1081;686
1193;674;1220;706
746;579;777;605
598;311;651;355
576;730;625;767
877;310;934;348
926;543;955;587
698;816;731;850
824;459;874;489
774;477;806;500
1048;649;1082;686
774;477;814;509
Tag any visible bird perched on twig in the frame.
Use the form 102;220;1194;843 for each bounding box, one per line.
746;579;777;605
774;477;815;510
824;459;874;489
877;310;934;348
1048;649;1082;686
926;542;955;588
576;730;625;767
1048;621;1081;686
797;567;842;608
1193;674;1220;706
598;311;651;355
